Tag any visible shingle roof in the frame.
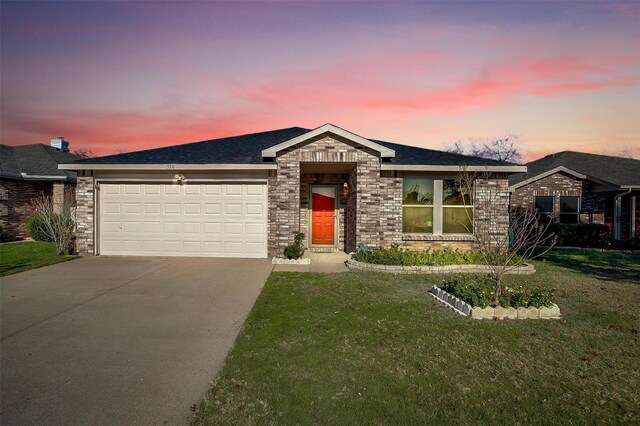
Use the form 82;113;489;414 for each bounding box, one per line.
67;126;513;167
0;144;81;181
509;151;640;188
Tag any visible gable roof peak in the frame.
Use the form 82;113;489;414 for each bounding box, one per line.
261;123;396;158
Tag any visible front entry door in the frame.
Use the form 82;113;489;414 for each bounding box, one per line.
311;186;336;245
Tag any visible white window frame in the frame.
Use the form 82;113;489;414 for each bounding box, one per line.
402;177;474;236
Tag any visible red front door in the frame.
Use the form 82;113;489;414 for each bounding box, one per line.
311;188;335;245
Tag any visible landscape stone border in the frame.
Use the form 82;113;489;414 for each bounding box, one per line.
429;285;561;320
345;259;535;275
271;257;311;265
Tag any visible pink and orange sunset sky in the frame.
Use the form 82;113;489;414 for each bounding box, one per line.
1;1;639;160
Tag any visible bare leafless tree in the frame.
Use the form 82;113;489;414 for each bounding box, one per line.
72;148;96;158
456;166;556;305
448;136;523;164
30;190;76;255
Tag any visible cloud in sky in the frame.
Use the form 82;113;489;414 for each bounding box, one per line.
1;1;639;159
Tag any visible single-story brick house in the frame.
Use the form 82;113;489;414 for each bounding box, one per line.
1;138;80;241
509;151;640;240
60;124;526;258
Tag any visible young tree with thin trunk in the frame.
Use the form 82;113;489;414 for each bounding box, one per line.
456;166;556;305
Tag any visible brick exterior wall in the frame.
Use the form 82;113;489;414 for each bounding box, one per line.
0;178;72;241
75;176;95;255
475;178;510;247
268;134;509;255
0;178;50;240
510;172;606;224
269;135;404;256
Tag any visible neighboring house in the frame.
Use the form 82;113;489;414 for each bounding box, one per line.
509;151;640;241
59;124;525;258
0;137;81;241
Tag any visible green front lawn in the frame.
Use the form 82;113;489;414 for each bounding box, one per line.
0;241;77;276
194;250;640;424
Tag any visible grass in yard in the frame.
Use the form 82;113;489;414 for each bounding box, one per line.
0;241;77;276
194;250;640;425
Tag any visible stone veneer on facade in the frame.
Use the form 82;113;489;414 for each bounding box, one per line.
75;176;95;254
268;135;403;256
73;136;515;257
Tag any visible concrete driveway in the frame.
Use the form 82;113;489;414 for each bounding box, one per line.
0;256;273;425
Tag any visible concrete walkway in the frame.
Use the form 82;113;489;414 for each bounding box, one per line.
0;256;272;425
272;251;350;273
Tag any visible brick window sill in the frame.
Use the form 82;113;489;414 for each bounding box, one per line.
402;234;476;242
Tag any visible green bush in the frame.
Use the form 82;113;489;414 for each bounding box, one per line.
614;238;640;250
354;244;491;266
28;214;53;242
284;232;305;260
547;223;611;248
440;274;556;308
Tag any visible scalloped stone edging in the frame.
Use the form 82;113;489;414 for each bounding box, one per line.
346;259;535;275
271;257;311;265
429;285;561;320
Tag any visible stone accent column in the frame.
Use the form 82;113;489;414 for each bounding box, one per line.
271;159;300;256
52;181;65;213
75;176;95;255
474;178;510;247
379;172;403;245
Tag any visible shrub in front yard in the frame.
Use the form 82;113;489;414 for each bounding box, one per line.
440;274;556;308
547;223;611;248
283;232;305;259
28;214;54;242
353;245;487;266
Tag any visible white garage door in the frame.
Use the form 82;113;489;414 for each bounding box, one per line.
99;183;268;258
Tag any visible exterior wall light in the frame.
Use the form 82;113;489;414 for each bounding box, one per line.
174;174;186;184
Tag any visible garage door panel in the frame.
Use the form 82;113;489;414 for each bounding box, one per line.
124;185;141;195
144;185;161;195
184;203;201;214
246;185;265;196
204;203;221;215
205;185;222;196
122;221;140;232
163;222;181;233
245;242;266;255
183;222;201;233
225;203;243;215
184;186;201;195
225;185;242;196
104;203;121;214
99;183;267;257
144;203;161;214
164;186;181;195
203;222;222;234
245;222;265;235
164;204;181;214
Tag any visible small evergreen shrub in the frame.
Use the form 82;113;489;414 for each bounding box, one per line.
283;232;305;259
440;274;556;308
353;244;495;266
28;214;54;242
547;223;611;248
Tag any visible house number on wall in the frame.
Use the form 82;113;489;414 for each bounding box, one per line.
166;164;176;169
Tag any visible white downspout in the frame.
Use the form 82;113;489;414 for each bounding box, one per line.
614;188;632;240
631;196;637;240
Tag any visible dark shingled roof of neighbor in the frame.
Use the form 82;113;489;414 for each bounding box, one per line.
0;144;81;181
67;127;513;167
509;151;640;188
